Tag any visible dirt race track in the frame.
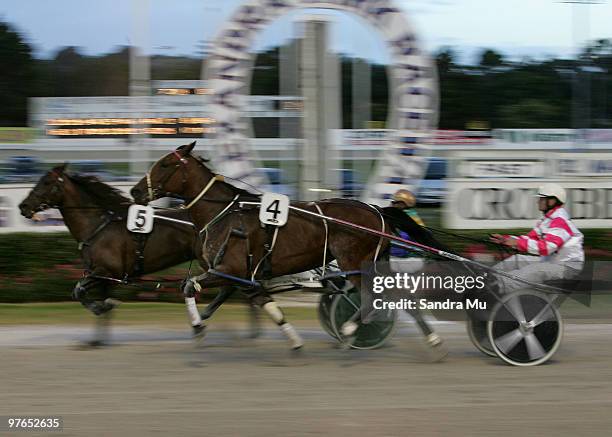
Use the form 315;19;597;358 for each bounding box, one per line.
2;322;612;437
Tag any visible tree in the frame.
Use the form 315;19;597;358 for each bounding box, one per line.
498;99;564;128
0;21;35;126
479;49;504;69
435;47;456;75
50;46;85;96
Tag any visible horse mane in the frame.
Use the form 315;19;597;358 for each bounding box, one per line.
67;173;132;212
220;178;259;199
191;153;259;199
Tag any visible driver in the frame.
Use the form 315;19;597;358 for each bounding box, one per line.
385;189;445;349
388;189;427;274
489;183;584;293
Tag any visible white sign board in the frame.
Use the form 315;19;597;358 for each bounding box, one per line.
556;154;612;176
127;205;154;233
259;193;289;227
445;179;612;229
461;161;544;178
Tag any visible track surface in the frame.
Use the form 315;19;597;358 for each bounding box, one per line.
1;322;612;436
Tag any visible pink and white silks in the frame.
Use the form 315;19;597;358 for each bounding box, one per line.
496;206;584;293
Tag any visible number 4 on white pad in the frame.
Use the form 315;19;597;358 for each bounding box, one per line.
259;193;289;227
127;204;154;233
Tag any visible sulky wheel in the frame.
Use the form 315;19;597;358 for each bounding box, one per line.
330;290;397;350
467;318;497;357
487;290;563;366
318;294;338;340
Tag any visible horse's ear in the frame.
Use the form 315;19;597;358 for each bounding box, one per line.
53;162;68;174
177;141;196;156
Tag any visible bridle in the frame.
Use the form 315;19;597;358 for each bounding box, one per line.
28;170;66;212
144;150;224;210
144;150;189;202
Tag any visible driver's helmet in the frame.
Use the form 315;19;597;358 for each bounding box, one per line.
392;189;417;208
536;183;566;204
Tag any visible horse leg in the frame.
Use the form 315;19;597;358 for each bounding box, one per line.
389;261;443;347
184;264;296;346
72;276;120;316
189;285;261;339
72;276;119;346
200;286;235;320
93;283;120;346
244;293;262;339
333;246;445;352
181;271;244;339
331;249;376;340
181;276;206;339
405;307;443;348
249;291;303;350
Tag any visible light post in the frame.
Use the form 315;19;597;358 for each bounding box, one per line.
560;0;603;148
129;0;151;177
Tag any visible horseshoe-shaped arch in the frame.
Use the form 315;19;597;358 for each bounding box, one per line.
204;0;438;204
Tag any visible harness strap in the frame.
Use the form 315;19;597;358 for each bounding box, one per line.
211;229;234;269
251;226;279;281
173;150;187;163
131;232;149;277
199;194;241;270
146;172;154;202
209;269;260;288
181;175;225;210
313;203;329;276
200;194;240;234
77;214;115;251
370;205;386;266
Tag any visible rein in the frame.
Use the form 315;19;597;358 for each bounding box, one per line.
180;174;226;210
77;213;118;251
423;225;518;256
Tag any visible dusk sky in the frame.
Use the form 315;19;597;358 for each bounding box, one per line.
1;0;611;64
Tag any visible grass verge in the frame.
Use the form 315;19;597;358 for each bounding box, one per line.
0;302;318;326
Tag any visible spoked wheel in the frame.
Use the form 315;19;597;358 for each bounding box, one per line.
317;294;338;340
467;318;496;357
330;290;397;350
487;290;563;366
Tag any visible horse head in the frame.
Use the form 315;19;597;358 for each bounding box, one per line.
19;163;68;218
131;141;213;204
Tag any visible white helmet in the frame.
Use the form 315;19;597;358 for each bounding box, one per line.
537;183;566;204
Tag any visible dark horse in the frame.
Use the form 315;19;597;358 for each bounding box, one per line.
131;142;443;350
19;164;259;344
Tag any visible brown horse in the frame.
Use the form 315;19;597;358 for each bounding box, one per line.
19;164;259;344
131;142;443;350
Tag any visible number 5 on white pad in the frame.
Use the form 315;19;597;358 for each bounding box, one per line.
259;193;289;227
127;204;154;233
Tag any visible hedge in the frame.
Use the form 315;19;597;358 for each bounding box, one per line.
0;232;194;303
2;227;612;302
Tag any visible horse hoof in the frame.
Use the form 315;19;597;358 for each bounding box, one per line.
192;324;207;343
96;298;121;316
247;329;262;339
340;335;357;350
75;340;108;350
281;323;303;350
104;298;122;309
427;345;448;363
341;321;358;337
424;334;448;362
425;333;443;348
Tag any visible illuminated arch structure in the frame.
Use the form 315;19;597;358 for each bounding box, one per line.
204;0;438;204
